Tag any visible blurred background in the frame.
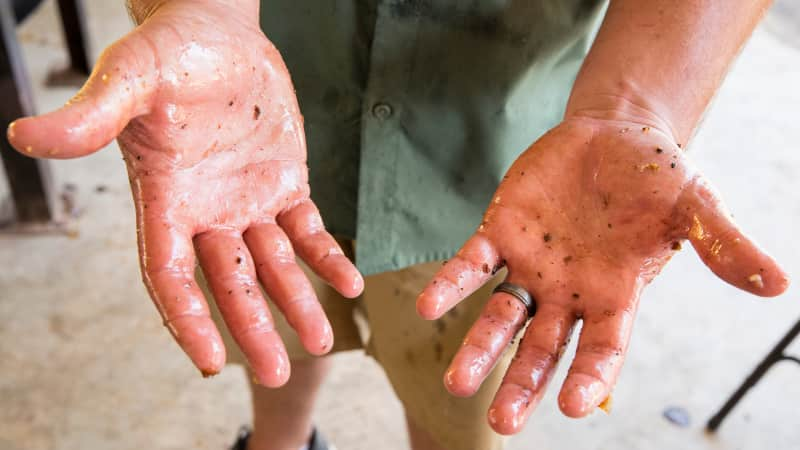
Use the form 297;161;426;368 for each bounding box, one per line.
0;1;798;449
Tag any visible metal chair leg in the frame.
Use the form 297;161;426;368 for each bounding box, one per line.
706;317;800;432
56;0;91;75
0;0;58;224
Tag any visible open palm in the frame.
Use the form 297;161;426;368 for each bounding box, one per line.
417;117;788;433
8;1;363;386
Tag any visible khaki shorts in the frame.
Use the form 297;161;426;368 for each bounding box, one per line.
201;241;516;450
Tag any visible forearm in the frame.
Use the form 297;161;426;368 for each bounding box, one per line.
566;0;771;145
126;0;258;24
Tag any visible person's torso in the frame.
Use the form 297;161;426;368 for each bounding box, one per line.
260;0;607;274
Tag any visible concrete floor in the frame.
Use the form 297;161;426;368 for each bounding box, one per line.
1;1;799;450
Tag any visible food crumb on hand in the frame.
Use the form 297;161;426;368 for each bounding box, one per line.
748;273;764;289
598;395;613;413
639;163;660;172
671;241;682;251
543;232;552;242
642;126;650;133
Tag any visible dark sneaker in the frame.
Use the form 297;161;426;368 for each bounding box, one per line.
308;428;336;450
229;426;251;450
229;426;335;450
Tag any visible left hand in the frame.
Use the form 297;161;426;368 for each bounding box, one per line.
416;116;789;434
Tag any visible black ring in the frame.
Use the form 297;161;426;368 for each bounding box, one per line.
493;282;536;317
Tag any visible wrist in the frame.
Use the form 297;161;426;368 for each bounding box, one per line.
564;82;683;146
127;0;259;25
127;0;168;24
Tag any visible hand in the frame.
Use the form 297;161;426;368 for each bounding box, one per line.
7;0;363;386
416;116;788;433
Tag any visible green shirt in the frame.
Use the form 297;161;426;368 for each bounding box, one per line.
261;1;606;275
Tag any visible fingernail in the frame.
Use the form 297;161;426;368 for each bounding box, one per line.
7;121;16;139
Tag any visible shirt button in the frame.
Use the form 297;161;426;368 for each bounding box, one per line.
372;102;393;120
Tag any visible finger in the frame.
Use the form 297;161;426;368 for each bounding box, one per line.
244;223;333;355
681;177;789;296
557;305;636;418
416;233;500;320
138;224;225;377
195;230;290;387
277;200;363;298
488;304;575;435
7;32;157;159
444;288;529;397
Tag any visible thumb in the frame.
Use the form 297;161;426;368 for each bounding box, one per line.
6;32;157;159
681;176;789;297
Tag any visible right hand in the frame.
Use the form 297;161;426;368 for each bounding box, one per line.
7;0;363;386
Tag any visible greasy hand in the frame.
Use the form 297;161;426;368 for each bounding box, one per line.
7;1;363;386
417;117;789;433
